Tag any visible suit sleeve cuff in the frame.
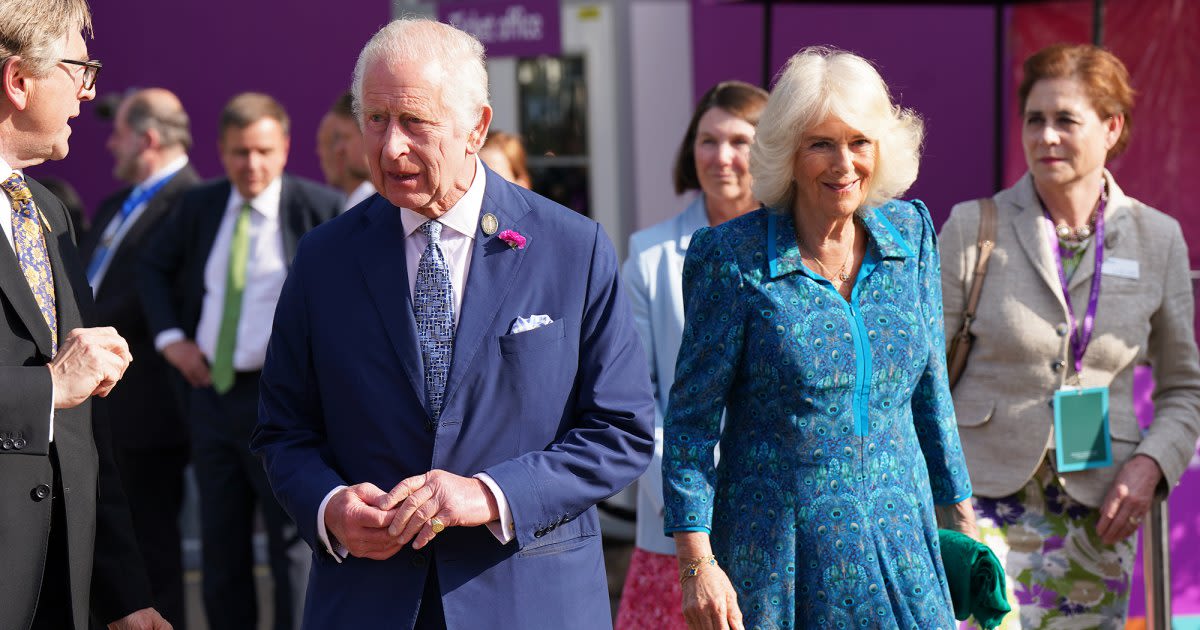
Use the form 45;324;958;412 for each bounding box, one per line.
317;485;349;562
474;473;514;544
154;328;186;353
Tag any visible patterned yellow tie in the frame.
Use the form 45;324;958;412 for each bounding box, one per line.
2;173;57;355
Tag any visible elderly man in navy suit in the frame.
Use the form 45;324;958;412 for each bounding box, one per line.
252;18;654;630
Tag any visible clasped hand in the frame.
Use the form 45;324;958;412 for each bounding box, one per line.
324;469;500;560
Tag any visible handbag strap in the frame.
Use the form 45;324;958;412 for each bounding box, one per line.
962;198;997;326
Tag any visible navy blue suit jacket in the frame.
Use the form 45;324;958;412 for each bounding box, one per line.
252;168;654;629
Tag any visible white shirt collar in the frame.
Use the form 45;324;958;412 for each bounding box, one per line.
400;156;486;240
136;155;189;193
229;175;283;219
0;155;19;182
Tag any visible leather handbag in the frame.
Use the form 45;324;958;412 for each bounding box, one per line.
946;197;997;389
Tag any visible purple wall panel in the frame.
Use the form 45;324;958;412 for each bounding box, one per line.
692;2;998;227
36;1;392;215
690;3;766;102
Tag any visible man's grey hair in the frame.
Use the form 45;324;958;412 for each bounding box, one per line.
351;18;490;132
0;0;92;77
123;89;193;152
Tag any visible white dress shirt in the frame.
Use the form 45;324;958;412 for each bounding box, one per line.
0;155;54;440
316;158;515;560
342;180;376;214
89;155;189;293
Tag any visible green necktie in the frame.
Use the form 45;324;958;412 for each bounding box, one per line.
211;203;252;394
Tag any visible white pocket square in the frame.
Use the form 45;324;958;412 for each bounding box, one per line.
510;314;553;334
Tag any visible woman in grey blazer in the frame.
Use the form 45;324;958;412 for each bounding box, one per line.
615;80;767;630
941;44;1200;629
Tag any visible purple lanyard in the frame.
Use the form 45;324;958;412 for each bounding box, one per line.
1041;193;1106;376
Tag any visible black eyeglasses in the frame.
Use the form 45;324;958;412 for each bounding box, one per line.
59;58;102;91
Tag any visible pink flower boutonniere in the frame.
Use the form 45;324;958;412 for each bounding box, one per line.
497;229;527;250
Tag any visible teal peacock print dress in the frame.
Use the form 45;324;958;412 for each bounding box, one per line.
663;200;973;629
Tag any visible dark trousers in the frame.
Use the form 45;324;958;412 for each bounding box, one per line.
32;445;74;630
190;373;310;630
113;444;189;629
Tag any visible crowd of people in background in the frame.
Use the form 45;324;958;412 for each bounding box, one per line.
1;2;1196;630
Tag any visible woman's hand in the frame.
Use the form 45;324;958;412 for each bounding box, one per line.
936;498;980;541
681;562;743;630
1097;454;1163;544
674;531;743;630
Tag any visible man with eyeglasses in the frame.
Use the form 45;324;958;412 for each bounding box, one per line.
0;1;171;629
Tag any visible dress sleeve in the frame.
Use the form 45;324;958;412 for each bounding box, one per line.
663;226;746;534
909;201;973;505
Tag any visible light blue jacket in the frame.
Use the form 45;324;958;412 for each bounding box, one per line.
621;196;709;554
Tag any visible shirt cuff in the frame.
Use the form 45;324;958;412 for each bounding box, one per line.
474;473;514;544
154;328;186;353
317;485;349;562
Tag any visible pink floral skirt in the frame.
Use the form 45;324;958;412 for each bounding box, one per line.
615;548;689;630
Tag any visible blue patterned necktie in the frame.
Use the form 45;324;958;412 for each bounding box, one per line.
414;220;455;420
2;173;57;355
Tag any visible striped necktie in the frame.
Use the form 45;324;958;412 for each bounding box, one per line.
2;173;57;355
414;220;455;421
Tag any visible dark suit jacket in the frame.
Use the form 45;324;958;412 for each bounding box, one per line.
0;176;152;629
138;174;340;344
79;164;201;449
252;167;655;629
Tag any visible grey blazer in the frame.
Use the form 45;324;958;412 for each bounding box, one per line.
940;171;1200;507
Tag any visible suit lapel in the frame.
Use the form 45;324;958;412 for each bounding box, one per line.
443;172;531;407
118;165;198;257
30;186;83;347
0;233;54;355
279;176;301;264
1010;178;1068;316
356;203;427;412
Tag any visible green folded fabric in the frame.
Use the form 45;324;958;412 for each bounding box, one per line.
938;529;1011;630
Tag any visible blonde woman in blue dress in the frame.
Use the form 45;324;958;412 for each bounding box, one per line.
663;47;977;629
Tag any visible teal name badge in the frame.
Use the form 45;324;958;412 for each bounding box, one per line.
1053;386;1112;472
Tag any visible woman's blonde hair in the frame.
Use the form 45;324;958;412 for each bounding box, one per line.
750;46;924;211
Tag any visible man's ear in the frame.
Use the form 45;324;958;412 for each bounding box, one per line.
2;57;32;111
143;126;161;151
467;105;493;154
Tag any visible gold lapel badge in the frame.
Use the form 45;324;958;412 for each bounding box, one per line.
481;212;499;236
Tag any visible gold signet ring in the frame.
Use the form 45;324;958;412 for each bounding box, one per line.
430;517;446;534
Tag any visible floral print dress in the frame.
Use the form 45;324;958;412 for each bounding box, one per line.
663;201;973;629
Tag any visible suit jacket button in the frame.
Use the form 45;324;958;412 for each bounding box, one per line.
411;553;427;567
13;438;25;449
1052;360;1065;372
1055;323;1069;336
32;484;51;501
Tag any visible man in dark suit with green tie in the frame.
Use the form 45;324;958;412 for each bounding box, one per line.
0;1;170;628
139;92;340;630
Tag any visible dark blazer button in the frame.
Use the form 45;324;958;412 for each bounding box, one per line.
13;438;25;449
1052;360;1065;372
411;553;427;567
31;484;51;501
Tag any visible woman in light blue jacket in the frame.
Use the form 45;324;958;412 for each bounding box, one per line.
615;80;767;630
